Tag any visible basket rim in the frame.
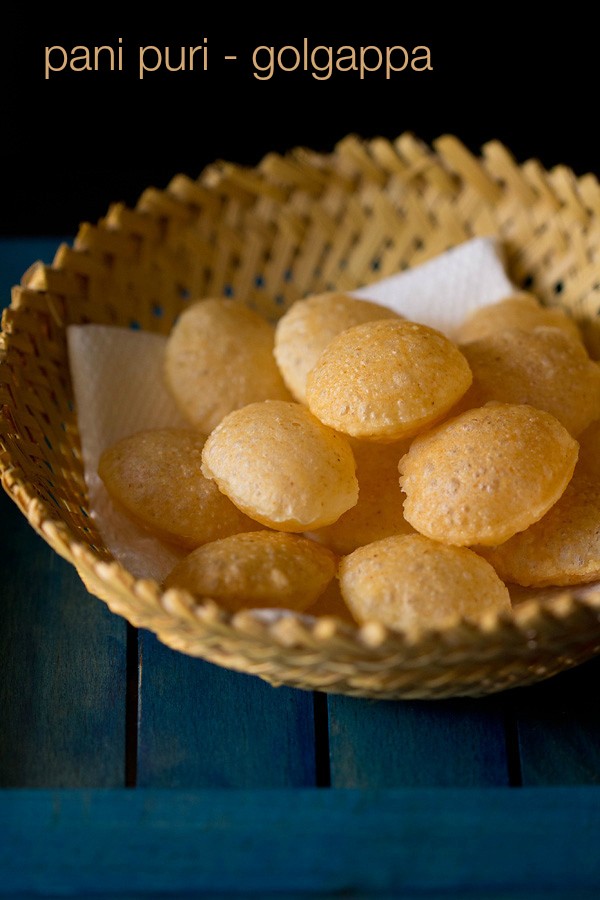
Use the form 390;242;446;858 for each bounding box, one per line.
7;443;595;653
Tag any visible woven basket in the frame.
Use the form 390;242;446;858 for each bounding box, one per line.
3;132;600;700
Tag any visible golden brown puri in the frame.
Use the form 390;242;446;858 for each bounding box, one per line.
399;403;579;547
98;428;262;549
459;327;600;436
306;319;472;442
479;424;600;586
274;292;401;404
575;419;600;477
303;576;358;625
201;400;358;532
164;531;337;612
339;533;511;631
308;438;415;555
454;291;583;344
164;298;291;433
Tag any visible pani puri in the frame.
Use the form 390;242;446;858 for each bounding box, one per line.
274;292;400;403
201;400;359;531
399;403;579;547
303;577;358;624
460;327;600;436
98;428;261;549
575;419;600;477
306;319;472;441
309;439;415;554
339;534;511;631
164;298;291;433
479;470;600;587
164;531;337;612
479;428;600;586
455;291;582;344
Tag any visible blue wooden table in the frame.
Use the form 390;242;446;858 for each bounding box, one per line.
2;239;600;899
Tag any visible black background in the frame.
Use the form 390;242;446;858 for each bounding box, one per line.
1;9;596;236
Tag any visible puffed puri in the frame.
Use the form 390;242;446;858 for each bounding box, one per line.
201;400;359;531
305;319;473;442
164;298;292;433
338;533;512;631
458;326;600;437
273;291;402;404
97;428;263;549
478;421;600;587
164;531;338;613
453;291;583;344
399;403;579;547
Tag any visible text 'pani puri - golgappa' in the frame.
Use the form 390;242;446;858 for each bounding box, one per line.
399;403;579;547
274;292;401;404
201;400;358;531
164;298;291;433
164;531;337;612
459;326;600;437
479;423;600;586
338;533;511;631
454;291;583;344
305;319;472;441
98;428;262;549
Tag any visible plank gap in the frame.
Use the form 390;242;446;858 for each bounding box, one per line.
313;692;331;787
125;624;139;788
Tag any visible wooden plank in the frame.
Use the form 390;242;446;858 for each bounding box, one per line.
1;787;600;897
508;657;600;786
0;491;127;786
328;695;510;787
136;631;317;787
0;236;128;787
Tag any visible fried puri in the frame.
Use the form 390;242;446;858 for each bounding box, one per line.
98;428;261;549
201;400;358;531
306;319;472;441
164;531;337;612
339;534;511;631
455;291;582;344
575;419;600;477
164;298;291;433
303;576;358;624
479;425;600;586
274;292;400;403
459;327;600;436
399;404;579;547
309;439;415;554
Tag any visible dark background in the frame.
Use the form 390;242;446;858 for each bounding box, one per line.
1;9;596;236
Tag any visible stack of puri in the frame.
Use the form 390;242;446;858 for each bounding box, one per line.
97;289;600;635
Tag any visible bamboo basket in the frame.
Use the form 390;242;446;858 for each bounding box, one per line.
2;132;600;700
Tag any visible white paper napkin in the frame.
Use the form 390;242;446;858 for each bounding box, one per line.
351;236;514;334
68;235;517;585
67;325;189;581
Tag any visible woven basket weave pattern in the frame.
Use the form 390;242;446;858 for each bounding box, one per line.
2;132;600;699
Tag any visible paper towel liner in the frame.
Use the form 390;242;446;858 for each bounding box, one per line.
68;327;189;582
352;234;515;332
68;235;541;600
